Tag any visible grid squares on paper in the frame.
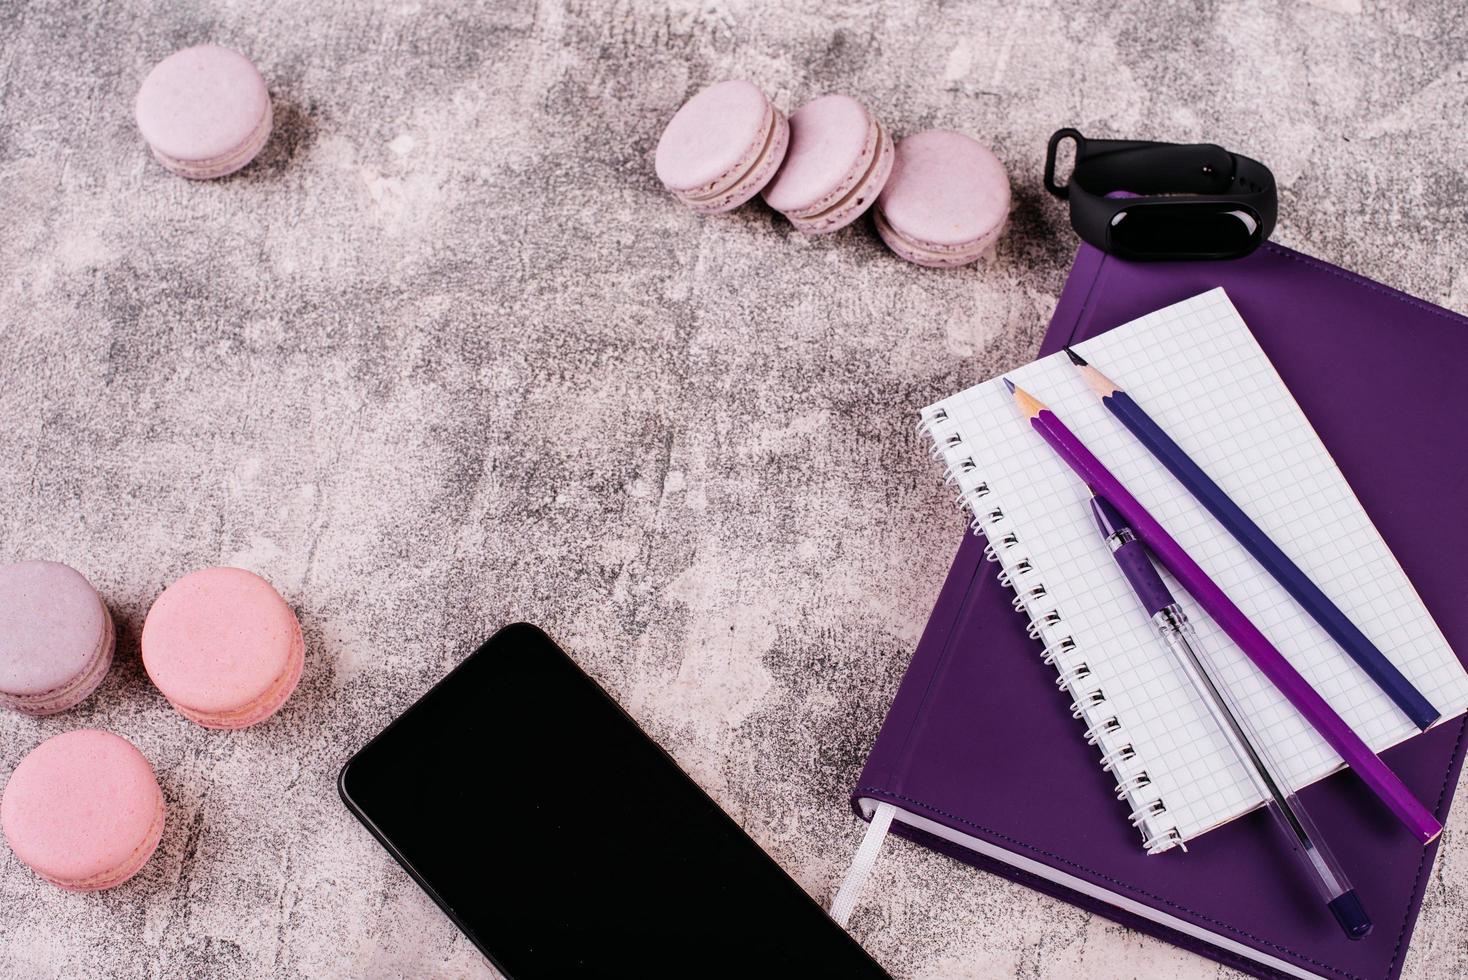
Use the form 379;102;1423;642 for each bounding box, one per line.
925;288;1468;843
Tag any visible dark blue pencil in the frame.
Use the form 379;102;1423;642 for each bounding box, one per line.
1065;347;1440;731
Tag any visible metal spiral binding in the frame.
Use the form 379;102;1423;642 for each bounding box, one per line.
1114;770;1153;798
1097;742;1135;772
1041;636;1078;667
1069;689;1107;718
1084;717;1123;745
919;405;1182;855
1054;662;1091;687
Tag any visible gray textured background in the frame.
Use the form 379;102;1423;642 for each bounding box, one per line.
2;0;1465;977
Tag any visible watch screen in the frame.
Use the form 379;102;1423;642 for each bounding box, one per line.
1108;201;1263;259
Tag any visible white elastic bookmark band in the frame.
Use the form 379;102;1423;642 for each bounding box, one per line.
829;802;895;927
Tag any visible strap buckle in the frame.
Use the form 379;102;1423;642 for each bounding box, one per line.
1044;128;1085;199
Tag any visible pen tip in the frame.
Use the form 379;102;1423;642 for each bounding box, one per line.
1064;347;1088;366
1329;891;1373;941
1002;377;1016;393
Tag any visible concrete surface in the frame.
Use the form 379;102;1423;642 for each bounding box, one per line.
2;0;1466;977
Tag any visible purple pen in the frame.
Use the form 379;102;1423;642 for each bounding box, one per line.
1005;377;1441;844
1091;493;1371;940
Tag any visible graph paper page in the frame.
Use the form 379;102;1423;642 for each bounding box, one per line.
925;288;1468;842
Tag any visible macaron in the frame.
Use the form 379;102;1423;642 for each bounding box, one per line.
656;79;789;214
135;44;273;179
0;561;114;715
760;94;894;235
874;130;1011;267
1;730;165;892
142;567;304;730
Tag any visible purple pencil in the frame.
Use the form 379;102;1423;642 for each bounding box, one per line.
1005;378;1441;845
1064;347;1439;732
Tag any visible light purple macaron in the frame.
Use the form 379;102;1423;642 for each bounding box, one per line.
874;130;1011;268
761;94;894;235
135;44;273;180
0;561;115;715
655;80;789;214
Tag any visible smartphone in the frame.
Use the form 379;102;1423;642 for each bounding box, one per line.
338;623;891;979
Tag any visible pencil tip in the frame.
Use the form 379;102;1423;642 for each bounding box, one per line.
1064;347;1088;366
1006;381;1047;419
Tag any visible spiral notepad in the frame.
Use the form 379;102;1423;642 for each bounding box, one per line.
920;288;1468;852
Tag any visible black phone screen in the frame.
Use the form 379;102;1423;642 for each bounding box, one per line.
338;623;891;979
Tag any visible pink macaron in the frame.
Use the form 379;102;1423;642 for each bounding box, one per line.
135;44;273;179
0;561;114;715
1;730;165;892
874;130;1011;267
142;567;304;730
761;94;894;234
656;79;789;214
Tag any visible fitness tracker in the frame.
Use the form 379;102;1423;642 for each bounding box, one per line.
1044;129;1277;261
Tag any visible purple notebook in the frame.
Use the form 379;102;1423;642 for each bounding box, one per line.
853;243;1468;980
